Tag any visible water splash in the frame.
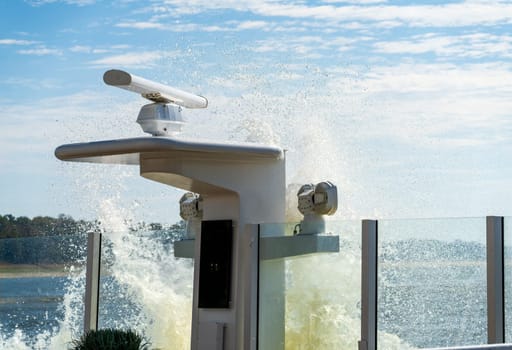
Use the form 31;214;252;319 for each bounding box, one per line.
0;197;192;350
0;265;87;350
1;61;420;349
278;222;414;350
96;198;193;350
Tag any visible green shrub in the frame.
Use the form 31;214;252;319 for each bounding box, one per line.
71;328;150;350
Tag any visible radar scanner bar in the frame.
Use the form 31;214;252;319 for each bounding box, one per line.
103;69;208;109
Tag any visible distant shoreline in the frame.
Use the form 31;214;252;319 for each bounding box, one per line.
0;263;83;279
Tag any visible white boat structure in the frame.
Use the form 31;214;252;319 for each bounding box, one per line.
55;70;512;350
55;70;340;350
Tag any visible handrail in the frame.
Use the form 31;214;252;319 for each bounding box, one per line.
425;344;512;350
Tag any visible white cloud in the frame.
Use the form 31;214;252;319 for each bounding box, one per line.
115;19;274;32
89;51;178;67
66;0;95;4
148;1;512;28
111;44;132;50
235;20;268;30
121;1;512;34
114;20;214;32
250;35;358;56
26;0;96;6
322;62;512;149
349;62;512;94
17;47;63;56
374;33;512;58
166;23;202;32
0;90;138;141
0;77;60;90
70;45;92;53
116;21;165;29
322;0;387;3
69;45;125;54
254;2;512;27
202;25;227;32
0;90;141;178
0;39;38;45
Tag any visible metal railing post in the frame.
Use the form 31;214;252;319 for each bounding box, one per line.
487;216;505;344
359;220;378;350
240;224;259;350
84;231;102;333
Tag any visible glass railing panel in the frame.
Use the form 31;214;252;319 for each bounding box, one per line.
258;220;361;350
98;225;193;350
504;216;512;342
377;217;487;349
0;234;87;349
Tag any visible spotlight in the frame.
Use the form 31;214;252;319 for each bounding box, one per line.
179;192;203;239
296;181;337;234
180;192;202;221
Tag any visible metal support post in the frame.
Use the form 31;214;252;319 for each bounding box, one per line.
84;231;102;333
487;216;505;344
359;220;378;350
238;224;259;350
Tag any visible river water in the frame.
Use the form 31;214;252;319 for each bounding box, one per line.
0;219;494;349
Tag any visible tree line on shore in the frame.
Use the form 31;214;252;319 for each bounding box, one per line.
0;214;183;239
0;214;185;265
0;214;93;239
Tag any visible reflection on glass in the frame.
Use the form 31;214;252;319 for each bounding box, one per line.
98;226;193;350
259;220;362;350
377;217;487;349
0;234;87;349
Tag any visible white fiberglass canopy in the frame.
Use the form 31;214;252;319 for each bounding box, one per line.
55;136;284;165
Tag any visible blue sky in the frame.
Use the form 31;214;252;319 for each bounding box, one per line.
1;0;512;223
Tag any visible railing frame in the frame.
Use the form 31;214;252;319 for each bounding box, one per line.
359;220;378;350
79;216;510;347
487;216;505;344
425;345;512;350
359;216;509;349
84;231;102;333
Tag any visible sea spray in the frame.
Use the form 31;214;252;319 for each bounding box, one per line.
0;63;420;349
0;252;87;350
283;245;362;349
280;222;414;350
94;198;193;350
0;196;193;350
227;81;414;348
0;185;416;350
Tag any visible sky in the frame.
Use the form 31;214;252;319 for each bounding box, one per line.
0;0;512;224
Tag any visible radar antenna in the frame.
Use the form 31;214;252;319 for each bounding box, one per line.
103;69;208;136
